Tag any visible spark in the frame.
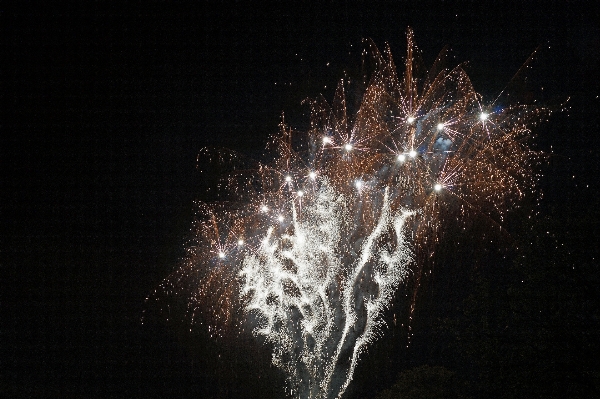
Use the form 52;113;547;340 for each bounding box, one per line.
153;28;545;399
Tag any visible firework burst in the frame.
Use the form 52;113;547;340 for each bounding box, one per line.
149;28;547;398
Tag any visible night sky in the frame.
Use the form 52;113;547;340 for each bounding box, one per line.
4;2;600;398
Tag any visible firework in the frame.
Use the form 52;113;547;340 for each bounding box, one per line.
151;28;546;398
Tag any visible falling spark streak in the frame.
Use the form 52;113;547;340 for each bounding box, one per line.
150;28;547;399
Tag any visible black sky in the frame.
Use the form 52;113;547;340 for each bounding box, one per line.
4;1;600;398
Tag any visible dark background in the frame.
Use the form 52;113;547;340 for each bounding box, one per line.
3;1;599;398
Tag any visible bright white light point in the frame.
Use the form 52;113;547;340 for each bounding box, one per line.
480;112;488;121
397;154;406;162
285;175;292;182
355;180;363;189
323;137;332;144
297;190;304;197
218;252;225;259
437;122;445;131
344;143;353;151
238;239;244;246
407;116;415;124
296;235;305;245
278;215;284;222
261;205;269;212
409;150;417;158
434;183;443;192
309;171;317;180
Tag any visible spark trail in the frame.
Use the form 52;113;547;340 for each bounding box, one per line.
240;182;413;398
151;29;547;399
